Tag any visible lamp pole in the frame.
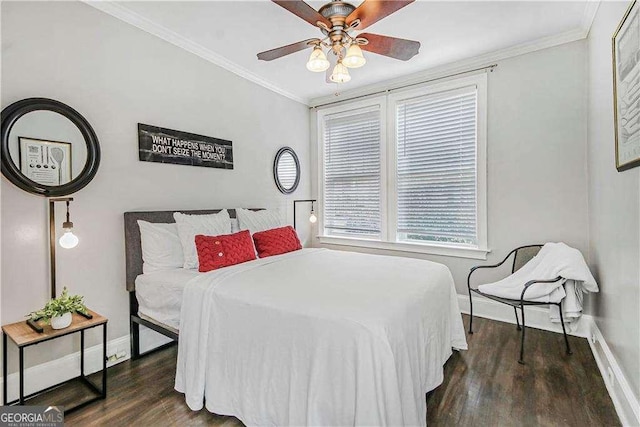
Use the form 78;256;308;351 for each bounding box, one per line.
49;197;74;299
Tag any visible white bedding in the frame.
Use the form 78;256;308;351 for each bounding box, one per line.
135;268;200;330
175;248;467;426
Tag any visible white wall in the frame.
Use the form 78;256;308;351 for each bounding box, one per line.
311;41;590;298
587;1;640;403
0;1;310;371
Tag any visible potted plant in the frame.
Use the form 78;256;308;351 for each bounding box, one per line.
28;287;89;330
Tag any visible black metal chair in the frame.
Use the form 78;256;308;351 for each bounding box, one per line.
467;244;572;364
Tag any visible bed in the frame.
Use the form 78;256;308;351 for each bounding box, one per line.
124;209;468;426
124;209;242;355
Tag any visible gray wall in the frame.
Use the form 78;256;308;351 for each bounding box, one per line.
312;41;590;298
0;1;310;370
587;1;640;403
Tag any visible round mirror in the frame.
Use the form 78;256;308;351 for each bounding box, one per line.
1;98;100;196
273;147;300;194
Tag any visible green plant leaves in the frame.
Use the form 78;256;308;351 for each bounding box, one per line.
27;287;88;324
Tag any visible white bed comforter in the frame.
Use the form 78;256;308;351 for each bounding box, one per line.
175;248;467;426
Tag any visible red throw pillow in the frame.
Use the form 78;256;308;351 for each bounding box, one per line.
252;226;302;258
195;230;256;272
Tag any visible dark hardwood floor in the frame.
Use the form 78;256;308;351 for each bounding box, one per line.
30;315;619;426
426;316;619;427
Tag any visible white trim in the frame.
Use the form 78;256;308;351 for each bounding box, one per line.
82;1;306;105
581;1;602;38
1;335;126;404
316;74;489;260
475;76;488;255
2;294;637;427
316;96;388;242
588;322;640;427
379;100;390;242
319;235;489;260
462;293;639;426
84;1;599;107
309;0;601;108
458;293;591;338
387;74;488;253
0;328;170;403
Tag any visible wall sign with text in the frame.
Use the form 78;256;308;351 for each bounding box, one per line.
138;124;233;170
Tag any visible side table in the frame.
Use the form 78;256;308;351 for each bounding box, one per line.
2;309;107;414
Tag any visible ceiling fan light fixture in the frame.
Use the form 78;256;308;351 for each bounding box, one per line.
306;47;330;72
259;0;421;86
343;44;366;68
330;60;351;83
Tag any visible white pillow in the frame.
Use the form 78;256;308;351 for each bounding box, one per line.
236;208;284;235
174;210;232;269
137;220;184;274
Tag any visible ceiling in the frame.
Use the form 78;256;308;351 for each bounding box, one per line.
91;1;596;104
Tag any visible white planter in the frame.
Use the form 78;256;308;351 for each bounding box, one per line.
51;312;72;330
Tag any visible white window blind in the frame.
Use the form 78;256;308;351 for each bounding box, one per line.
396;86;478;246
322;106;382;237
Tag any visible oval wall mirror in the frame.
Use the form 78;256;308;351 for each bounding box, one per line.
273;146;300;194
1;98;101;197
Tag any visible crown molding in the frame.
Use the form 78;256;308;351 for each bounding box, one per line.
310;1;600;107
82;1;307;105
309;25;591;107
581;1;602;38
84;0;600;108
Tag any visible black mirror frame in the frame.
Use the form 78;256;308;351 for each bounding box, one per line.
1;98;101;197
273;146;300;195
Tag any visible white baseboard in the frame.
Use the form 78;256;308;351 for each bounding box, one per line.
0;327;171;404
2;303;637;427
463;293;639;426
588;322;640;427
457;294;592;337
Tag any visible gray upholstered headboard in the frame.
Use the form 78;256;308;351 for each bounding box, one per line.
124;209;257;291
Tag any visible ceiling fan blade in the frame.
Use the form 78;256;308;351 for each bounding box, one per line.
359;33;420;61
272;0;332;28
346;0;414;31
257;38;319;61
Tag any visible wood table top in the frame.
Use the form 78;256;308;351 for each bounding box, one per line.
2;309;107;347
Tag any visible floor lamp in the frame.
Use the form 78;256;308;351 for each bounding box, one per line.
27;197;90;333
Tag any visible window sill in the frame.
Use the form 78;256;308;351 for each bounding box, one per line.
317;236;489;260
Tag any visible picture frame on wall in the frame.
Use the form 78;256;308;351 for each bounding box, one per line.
613;0;640;172
18;137;72;186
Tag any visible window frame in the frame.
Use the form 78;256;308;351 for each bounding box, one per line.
317;97;388;242
316;74;488;260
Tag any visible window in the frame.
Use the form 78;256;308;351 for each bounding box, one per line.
395;86;478;246
317;74;487;259
321;104;384;239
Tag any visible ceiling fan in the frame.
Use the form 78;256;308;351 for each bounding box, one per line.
257;0;421;84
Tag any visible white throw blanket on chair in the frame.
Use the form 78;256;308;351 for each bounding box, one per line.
477;242;598;323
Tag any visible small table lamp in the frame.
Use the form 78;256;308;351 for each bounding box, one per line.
49;198;79;298
293;199;317;229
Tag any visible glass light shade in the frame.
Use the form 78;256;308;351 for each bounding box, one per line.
59;229;79;249
306;47;330;72
330;61;351;83
343;44;366;68
309;212;318;224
